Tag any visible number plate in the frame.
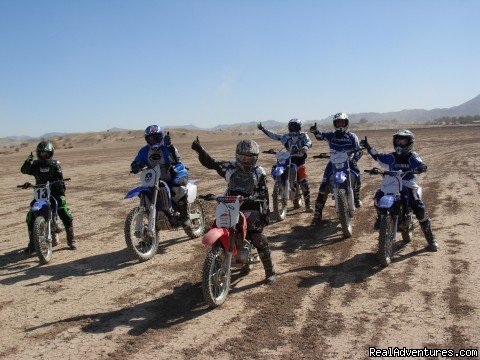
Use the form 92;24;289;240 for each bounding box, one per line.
215;200;240;228
330;151;348;164
380;175;402;195
141;168;158;187
34;187;48;201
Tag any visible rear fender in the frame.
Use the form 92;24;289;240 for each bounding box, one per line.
124;186;151;199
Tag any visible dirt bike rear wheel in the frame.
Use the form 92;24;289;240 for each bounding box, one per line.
184;199;206;239
272;181;287;221
337;189;353;238
33;216;53;265
378;214;394;266
124;207;159;262
202;245;230;308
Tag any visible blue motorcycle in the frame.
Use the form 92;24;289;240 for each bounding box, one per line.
263;148;303;221
364;168;417;266
313;149;361;238
17;178;70;264
124;164;206;261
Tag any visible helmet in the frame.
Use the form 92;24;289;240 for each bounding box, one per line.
36;141;54;164
144;125;164;150
393;129;414;155
235;140;259;173
333;113;349;134
288;118;302;134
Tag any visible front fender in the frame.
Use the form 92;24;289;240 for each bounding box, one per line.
124;186;151;199
202;228;228;246
334;171;347;184
272;166;285;177
32;199;48;212
378;195;396;209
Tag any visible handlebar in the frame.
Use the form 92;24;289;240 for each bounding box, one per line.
199;194;266;203
312;148;364;160
17;178;71;189
364;168;418;176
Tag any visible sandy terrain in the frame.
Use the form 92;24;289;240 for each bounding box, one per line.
0;125;479;359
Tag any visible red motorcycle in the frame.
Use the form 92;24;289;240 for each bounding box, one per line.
199;194;261;308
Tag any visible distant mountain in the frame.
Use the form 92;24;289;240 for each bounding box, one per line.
208;120;285;131
40;132;68;138
313;93;480;124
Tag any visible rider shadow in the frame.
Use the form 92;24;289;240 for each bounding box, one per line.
0;249;32;271
25;281;210;336
0;248;136;286
269;220;346;254
289;252;382;289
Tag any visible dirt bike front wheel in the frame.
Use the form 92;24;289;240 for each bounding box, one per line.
272;181;287;221
124;207;159;262
33;216;53;265
378;214;394;266
202;245;230;308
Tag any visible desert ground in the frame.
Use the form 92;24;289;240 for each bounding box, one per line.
0;125;479;359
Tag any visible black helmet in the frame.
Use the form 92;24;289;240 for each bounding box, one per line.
36;141;55;164
235;140;259;173
333;112;349;134
393;129;414;155
288;118;302;134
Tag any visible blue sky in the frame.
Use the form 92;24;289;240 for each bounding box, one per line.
0;0;479;137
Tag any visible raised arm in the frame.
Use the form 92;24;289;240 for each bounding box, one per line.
257;122;283;141
191;137;229;178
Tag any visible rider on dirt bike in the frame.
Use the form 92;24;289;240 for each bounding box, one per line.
21;140;75;254
361;129;439;251
257;118;314;212
130;125;191;227
309;113;363;226
191;137;276;284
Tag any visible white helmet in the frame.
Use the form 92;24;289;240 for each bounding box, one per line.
333;113;349;134
288;118;302;134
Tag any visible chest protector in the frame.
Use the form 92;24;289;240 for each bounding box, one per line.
147;148;172;181
228;169;257;195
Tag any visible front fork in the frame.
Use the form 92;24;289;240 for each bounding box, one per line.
135;190;158;237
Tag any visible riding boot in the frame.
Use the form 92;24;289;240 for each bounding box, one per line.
66;225;77;250
301;182;314;213
177;197;191;228
420;219;438;251
311;192;326;226
24;230;35;255
258;247;276;284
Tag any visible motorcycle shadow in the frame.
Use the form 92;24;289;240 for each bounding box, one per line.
0;248;136;286
289;252;382;289
25;281;209;336
269;220;346;254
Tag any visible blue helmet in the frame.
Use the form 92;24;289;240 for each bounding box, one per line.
144;125;164;150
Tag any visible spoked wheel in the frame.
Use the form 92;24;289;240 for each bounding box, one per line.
124;207;159;262
202;245;230;308
184;199;206;239
378;214;394;266
337;189;353;238
33;216;53;265
272;181;287;221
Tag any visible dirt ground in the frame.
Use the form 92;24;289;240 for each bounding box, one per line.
0;125;479;359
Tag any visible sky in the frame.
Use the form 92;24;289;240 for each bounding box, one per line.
0;0;479;137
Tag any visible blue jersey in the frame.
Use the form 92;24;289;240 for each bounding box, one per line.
368;147;427;189
312;130;362;161
133;145;181;182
